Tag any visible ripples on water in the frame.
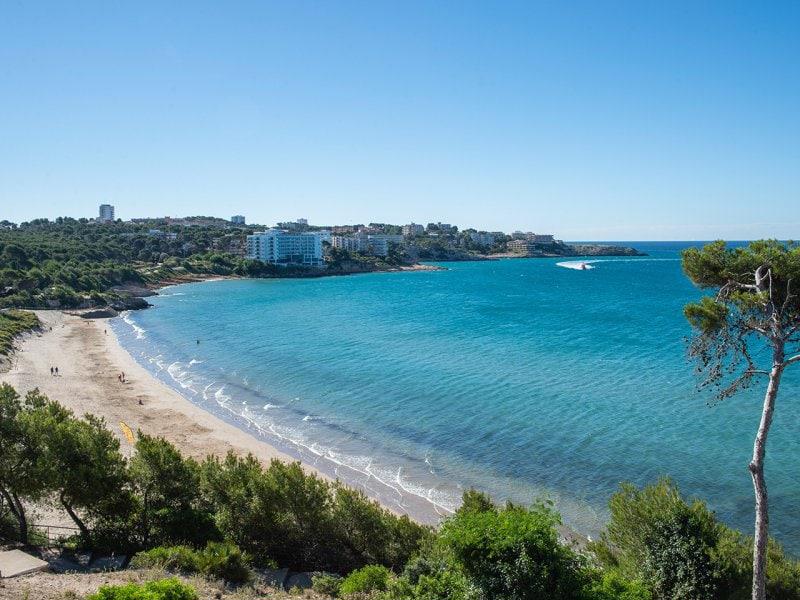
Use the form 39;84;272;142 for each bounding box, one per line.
112;242;800;549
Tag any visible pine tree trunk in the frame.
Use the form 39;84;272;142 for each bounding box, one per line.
0;487;27;544
60;492;91;543
749;349;784;600
10;491;27;545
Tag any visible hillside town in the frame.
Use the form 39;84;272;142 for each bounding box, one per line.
81;204;637;268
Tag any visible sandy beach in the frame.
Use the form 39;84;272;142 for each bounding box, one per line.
0;310;312;470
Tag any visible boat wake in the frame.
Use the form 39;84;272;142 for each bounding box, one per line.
557;261;596;270
557;257;680;270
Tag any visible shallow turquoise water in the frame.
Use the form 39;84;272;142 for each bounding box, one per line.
113;243;800;550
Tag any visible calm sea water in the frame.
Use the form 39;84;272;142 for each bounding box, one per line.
112;242;800;550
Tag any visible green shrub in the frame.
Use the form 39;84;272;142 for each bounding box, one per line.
199;453;429;573
339;565;392;597
413;569;475;600
583;570;651;600
312;573;343;597
439;497;587;600
87;578;197;600
590;479;800;600
197;541;252;584
712;528;800;600
131;546;200;572
590;479;719;596
130;542;252;585
641;510;716;599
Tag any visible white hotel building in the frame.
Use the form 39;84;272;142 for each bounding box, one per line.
246;229;325;267
331;233;403;257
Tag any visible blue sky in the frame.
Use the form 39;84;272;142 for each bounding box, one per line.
1;1;798;240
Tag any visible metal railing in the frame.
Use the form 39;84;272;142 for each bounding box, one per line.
33;524;83;547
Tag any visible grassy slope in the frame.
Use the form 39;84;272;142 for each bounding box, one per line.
0;568;328;600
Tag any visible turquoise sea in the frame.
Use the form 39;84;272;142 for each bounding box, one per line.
112;242;800;550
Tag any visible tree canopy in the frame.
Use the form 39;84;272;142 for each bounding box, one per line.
682;240;800;600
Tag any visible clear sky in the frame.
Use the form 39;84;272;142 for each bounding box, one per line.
1;1;798;240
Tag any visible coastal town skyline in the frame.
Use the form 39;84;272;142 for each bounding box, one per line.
4;203;796;243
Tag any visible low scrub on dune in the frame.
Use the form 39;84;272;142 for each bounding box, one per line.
0;309;39;355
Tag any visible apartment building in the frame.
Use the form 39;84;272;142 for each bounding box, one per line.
247;229;324;267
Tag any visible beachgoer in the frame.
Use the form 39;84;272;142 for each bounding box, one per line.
55;367;59;376
50;367;53;376
197;339;200;344
138;399;143;405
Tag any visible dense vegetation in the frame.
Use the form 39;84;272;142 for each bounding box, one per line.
2;384;799;599
0;309;39;356
0;218;275;309
0;218;422;309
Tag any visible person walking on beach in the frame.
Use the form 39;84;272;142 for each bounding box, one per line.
54;367;59;376
50;366;53;376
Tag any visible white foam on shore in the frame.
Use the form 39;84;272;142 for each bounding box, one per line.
214;385;231;406
121;312;147;339
166;361;197;395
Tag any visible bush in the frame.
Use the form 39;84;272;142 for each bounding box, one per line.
87;578;197;600
413;569;475;600
590;479;800;600
197;541;252;584
312;572;343;597
641;510;716;599
590;479;719;598
339;565;392;597
439;497;587;600
130;542;252;584
199;453;429;573
712;528;800;600
583;570;652;600
131;546;200;572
